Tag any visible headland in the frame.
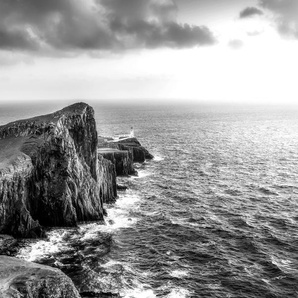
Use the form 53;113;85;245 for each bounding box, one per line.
0;102;153;297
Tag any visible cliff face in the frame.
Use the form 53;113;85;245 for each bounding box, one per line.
0;103;114;237
118;138;154;163
98;148;136;176
108;137;154;163
0;154;44;237
98;155;117;203
98;137;154;179
0;256;80;298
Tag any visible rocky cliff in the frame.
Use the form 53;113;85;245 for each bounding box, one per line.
0;103;115;237
0;256;80;298
98;148;136;176
116;137;154;163
98;154;117;203
98;137;154;177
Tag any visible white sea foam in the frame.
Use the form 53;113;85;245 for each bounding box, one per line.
104;194;140;231
19;190;142;260
169;218;182;225
153;155;164;161
169;217;199;228
122;286;156;298
131;170;152;179
80;212;137;238
100;259;134;273
166;288;191;298
81;192;141;238
115;191;141;208
262;279;271;285
17;229;69;262
101;260;124;268
271;256;297;273
79;222;107;240
169;270;189;278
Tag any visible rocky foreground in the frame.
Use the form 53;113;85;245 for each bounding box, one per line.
0;102;153;297
0;256;81;298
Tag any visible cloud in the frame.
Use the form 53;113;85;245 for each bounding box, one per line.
0;28;38;50
239;7;264;19
247;30;263;36
0;0;216;54
228;39;244;49
259;0;298;38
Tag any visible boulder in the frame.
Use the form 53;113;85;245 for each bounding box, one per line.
0;234;17;255
0;256;80;298
116;184;127;191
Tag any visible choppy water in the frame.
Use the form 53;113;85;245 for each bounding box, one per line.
5;103;298;297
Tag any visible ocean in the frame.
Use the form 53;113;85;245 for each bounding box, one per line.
2;103;298;297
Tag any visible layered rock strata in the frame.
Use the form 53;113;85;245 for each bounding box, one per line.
98;137;154;178
0;103;116;237
98;154;117;203
98;148;136;176
116;137;154;163
0;256;80;298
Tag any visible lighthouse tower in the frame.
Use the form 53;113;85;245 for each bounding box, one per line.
130;127;134;138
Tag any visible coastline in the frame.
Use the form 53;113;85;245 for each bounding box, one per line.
0;102;154;297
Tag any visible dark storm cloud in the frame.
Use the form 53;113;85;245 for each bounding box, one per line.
259;0;298;38
239;7;264;19
0;0;117;51
109;19;215;48
0;28;38;50
0;0;216;53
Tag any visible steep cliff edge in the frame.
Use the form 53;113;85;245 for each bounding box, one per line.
98;137;154;177
0;102;114;237
116;137;154;163
98;154;117;203
98;148;136;176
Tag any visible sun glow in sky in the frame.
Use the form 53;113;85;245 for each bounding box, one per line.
0;0;298;104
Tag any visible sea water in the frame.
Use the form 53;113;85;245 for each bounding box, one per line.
3;103;298;297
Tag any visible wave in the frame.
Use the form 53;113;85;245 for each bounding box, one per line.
258;187;279;196
82;192;141;237
169;217;199;228
121;284;156;298
271;256;297;274
131;170;152;179
153;155;165;161
17;229;71;262
166;288;192;298
18;191;141;262
169;270;189;278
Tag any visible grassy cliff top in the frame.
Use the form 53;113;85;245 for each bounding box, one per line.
0;102;91;174
0;102;90;131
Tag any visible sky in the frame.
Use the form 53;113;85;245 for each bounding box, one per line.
0;0;298;105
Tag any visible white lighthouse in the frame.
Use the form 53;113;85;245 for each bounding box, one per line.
130;127;134;138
